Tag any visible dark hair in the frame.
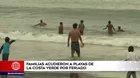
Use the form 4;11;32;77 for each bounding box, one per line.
108;20;111;24
118;26;121;29
40;20;43;22
128;46;134;52
73;23;78;29
5;37;10;42
60;22;63;25
80;20;84;23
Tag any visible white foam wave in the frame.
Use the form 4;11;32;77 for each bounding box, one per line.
0;0;140;10
0;31;140;47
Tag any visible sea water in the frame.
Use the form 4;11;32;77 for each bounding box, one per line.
0;0;140;78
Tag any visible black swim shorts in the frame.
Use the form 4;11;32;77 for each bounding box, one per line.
2;54;9;61
71;42;80;57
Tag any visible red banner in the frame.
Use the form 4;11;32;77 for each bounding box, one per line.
0;61;24;72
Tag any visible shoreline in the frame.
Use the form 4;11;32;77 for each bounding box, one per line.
0;39;139;61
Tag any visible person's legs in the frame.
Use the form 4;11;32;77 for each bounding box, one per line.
75;43;80;57
59;30;63;34
2;54;9;78
132;71;136;78
71;43;75;58
2;54;5;61
126;71;131;78
2;54;9;61
2;54;8;61
74;73;79;78
80;30;83;35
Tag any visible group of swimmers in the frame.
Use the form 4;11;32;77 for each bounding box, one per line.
0;20;136;78
34;20;124;36
103;20;124;35
34;20;85;35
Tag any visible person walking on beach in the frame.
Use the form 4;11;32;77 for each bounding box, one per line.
103;20;116;35
34;20;47;27
58;22;63;34
125;46;138;78
67;23;84;58
78;20;85;35
0;37;16;61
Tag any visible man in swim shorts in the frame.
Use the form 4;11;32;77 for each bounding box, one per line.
67;23;84;58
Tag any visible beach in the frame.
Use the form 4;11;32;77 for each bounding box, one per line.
0;40;140;78
0;39;135;61
0;0;140;78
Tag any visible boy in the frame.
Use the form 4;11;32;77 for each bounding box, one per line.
125;46;138;78
0;37;16;61
78;20;85;35
58;22;63;34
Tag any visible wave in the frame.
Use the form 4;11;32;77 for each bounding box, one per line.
0;0;140;10
0;31;140;47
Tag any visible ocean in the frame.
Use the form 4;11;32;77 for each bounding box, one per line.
0;0;140;78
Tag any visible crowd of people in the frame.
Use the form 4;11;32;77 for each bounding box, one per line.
34;20;124;36
0;20;137;78
33;20;137;78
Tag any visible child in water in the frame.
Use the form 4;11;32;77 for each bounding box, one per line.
0;37;16;61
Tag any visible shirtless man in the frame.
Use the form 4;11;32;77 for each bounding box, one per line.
58;22;63;34
67;23;84;58
78;20;85;35
103;21;116;35
117;26;124;32
34;20;47;27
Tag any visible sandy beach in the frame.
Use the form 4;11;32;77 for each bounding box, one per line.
0;39;139;78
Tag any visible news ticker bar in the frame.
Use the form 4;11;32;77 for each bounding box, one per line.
0;61;140;74
25;61;140;71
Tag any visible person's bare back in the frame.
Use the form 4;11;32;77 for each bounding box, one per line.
107;24;114;34
69;29;80;42
103;21;115;35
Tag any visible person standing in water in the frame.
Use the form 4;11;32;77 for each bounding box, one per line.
78;20;85;35
34;20;47;27
67;23;84;58
103;20;116;35
58;22;63;34
125;46;138;78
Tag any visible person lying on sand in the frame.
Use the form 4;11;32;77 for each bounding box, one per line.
34;20;47;27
